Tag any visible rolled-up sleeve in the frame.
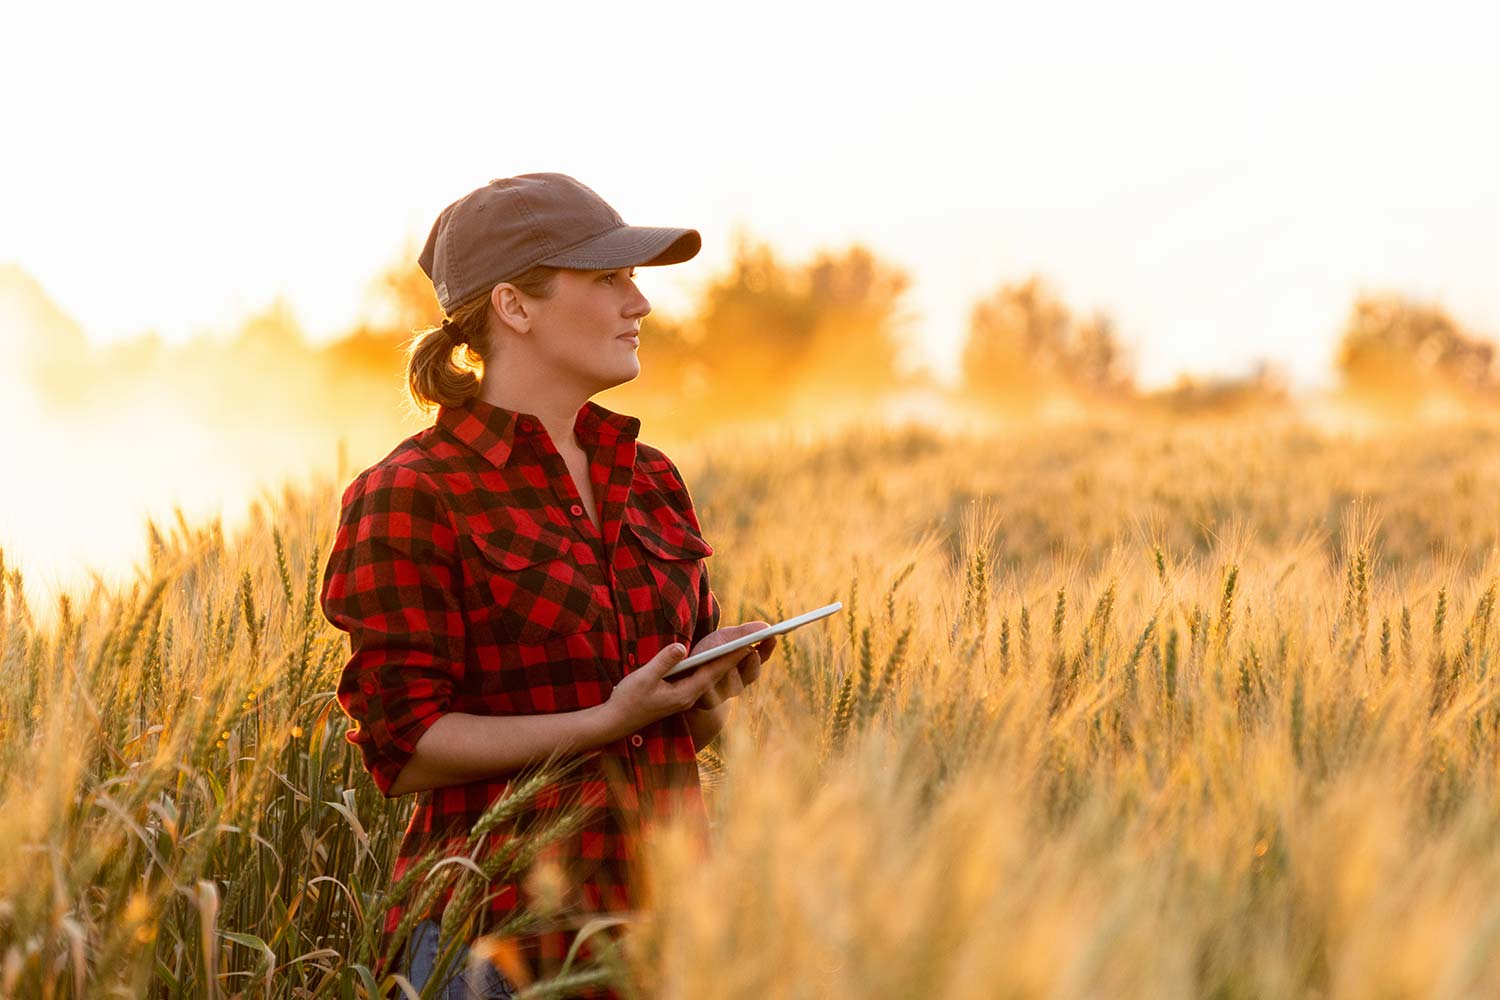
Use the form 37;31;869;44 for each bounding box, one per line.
319;464;464;797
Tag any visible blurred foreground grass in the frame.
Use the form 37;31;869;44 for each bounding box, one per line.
6;414;1500;997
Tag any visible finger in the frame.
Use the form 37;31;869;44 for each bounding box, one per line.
715;658;740;693
739;651;763;686
688;655;736;701
704;667;740;708
724;666;745;699
681;653;736;696
733;650;760;687
654;643;689;676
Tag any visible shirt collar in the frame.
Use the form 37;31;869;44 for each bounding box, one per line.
436;395;641;471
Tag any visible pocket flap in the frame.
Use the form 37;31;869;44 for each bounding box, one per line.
466;520;576;571
625;509;714;561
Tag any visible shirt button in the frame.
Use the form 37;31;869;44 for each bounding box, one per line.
570;503;584;516
518;418;533;431
626;652;637;667
630;734;644;748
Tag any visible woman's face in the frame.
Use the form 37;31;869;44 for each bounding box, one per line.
526;266;651;393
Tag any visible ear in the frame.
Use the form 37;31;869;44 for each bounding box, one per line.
490;282;532;336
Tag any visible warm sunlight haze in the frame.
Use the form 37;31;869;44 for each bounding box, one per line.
5;2;1500;997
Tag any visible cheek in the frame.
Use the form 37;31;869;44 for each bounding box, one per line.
569;300;620;348
539;309;598;364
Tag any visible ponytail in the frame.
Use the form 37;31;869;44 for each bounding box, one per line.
404;265;561;413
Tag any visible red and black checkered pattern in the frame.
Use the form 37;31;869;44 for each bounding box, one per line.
319;395;721;995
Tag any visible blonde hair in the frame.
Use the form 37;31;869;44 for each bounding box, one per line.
405;265;561;411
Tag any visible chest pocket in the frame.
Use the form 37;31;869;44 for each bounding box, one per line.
459;518;600;646
623;506;714;648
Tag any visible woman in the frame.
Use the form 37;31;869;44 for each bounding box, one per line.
320;173;776;999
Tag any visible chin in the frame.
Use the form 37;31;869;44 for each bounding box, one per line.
599;363;641;392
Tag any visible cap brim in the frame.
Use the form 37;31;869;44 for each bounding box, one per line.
537;226;701;270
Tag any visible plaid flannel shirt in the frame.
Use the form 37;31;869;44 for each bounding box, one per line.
319;395;721;995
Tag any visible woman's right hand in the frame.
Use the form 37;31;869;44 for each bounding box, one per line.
602;629;761;739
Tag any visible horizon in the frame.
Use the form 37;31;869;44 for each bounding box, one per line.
0;247;1490;397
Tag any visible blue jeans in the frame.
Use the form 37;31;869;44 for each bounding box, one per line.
402;918;519;999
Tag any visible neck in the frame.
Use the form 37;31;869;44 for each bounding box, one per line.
479;364;593;453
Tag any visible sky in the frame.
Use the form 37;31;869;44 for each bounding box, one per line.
3;0;1498;389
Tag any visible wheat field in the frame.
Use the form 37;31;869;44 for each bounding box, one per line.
5;413;1500;998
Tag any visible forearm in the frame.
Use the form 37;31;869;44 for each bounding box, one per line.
389;704;626;797
686;701;731;751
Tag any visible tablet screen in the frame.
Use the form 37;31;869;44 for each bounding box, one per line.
661;601;843;679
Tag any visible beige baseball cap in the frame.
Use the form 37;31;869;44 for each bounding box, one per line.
418;172;702;313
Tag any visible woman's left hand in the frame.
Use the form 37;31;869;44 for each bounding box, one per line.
689;623;777;711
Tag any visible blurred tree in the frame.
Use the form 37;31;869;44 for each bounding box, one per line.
1336;293;1499;408
0;263;92;396
959;276;1133;409
684;235;811;419
231;297;306;359
320;250;443;435
798;243;918;397
682;233;915;423
1071;313;1132;395
366;237;444;334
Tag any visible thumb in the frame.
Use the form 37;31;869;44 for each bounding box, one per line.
653;642;689;674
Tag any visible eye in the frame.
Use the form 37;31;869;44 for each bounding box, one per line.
599;268;637;286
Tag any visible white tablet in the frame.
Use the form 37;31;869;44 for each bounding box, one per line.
662;601;844;679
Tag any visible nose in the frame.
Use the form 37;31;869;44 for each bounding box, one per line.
625;283;650;320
